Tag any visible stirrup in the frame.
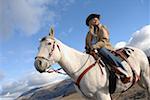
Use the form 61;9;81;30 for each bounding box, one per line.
120;76;131;84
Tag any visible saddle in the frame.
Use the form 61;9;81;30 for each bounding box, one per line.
90;47;134;73
112;47;134;62
89;47;138;94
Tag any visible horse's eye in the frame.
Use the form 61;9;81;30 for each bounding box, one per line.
48;42;51;45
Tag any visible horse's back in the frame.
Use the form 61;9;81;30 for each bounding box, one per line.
124;46;148;73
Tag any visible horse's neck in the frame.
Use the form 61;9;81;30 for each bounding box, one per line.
56;39;89;77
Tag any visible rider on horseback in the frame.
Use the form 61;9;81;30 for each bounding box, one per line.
85;13;131;83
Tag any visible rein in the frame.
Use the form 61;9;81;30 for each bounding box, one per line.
47;67;66;75
45;40;64;75
46;50;91;76
45;41;100;90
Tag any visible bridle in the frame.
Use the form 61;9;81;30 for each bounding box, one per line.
47;40;61;62
48;41;56;58
35;39;61;62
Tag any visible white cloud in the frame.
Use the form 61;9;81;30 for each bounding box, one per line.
0;80;28;96
127;25;150;50
0;71;67;99
115;25;150;52
0;0;53;40
25;71;66;87
0;0;75;40
115;41;126;49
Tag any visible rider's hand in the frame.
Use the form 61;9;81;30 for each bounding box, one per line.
92;44;98;50
90;46;95;51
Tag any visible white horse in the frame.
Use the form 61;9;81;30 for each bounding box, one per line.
34;28;150;100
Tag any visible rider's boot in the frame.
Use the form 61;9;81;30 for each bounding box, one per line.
115;67;131;84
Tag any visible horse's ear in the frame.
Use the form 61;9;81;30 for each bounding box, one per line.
49;27;55;38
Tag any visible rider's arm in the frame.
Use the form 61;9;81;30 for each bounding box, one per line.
92;25;110;49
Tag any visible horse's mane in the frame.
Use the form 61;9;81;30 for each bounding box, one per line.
55;38;86;56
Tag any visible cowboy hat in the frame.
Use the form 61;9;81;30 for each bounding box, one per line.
86;14;100;26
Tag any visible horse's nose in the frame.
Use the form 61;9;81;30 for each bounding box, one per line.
34;59;47;73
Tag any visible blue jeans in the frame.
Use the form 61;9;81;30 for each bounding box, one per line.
97;47;125;71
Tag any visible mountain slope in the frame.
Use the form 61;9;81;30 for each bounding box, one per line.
17;79;148;100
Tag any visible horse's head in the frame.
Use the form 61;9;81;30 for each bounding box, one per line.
34;27;61;73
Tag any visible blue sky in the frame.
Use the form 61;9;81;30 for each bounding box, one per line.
0;0;150;99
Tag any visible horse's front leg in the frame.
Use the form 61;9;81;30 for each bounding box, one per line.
96;91;111;100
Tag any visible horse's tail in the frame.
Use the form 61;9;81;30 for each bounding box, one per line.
143;49;150;65
147;56;150;65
